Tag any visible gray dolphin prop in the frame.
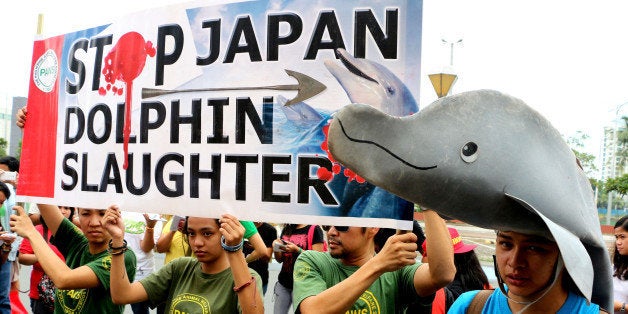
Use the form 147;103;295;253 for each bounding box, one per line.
327;89;612;310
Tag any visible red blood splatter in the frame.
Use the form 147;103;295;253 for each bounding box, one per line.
316;168;333;181
100;32;155;169
319;120;365;183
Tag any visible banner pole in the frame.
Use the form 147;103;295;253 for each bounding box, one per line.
36;13;44;35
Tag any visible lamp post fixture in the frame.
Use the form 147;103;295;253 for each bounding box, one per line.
429;38;463;98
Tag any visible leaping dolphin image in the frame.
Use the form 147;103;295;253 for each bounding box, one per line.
327;89;612;310
324;48;418;116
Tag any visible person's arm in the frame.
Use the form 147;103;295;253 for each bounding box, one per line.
18;253;37;265
10;206;101;289
412;210;455;296
245;233;270;263
140;214;157;253
103;205;150;305
156;218;176;253
220;215;264;314
299;230;419;314
36;204;65;236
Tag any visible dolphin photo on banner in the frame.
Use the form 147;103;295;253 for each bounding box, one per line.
18;0;423;229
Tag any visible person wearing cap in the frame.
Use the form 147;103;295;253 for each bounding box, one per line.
448;230;604;313
292;209;455;314
419;227;489;314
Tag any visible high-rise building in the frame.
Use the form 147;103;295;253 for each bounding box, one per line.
600;126;626;182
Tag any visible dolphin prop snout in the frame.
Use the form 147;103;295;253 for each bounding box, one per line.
328;89;612;310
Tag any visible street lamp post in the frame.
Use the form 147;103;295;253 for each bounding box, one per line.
442;38;463;66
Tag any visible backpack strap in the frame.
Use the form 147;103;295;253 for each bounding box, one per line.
307;225;315;250
466;290;493;314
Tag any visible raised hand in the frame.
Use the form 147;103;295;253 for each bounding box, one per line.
9;206;36;239
102;205;125;241
219;214;245;246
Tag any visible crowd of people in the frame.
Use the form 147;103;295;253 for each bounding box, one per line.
0;107;612;314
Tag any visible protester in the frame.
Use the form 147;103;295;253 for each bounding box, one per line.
244;222;277;295
448;229;603;313
103;206;264;313
420;227;490;314
273;224;325;314
0;156;24;312
613;216;628;313
155;214;266;313
123;212;161;314
18;103;139;313
156;215;191;264
0;182;15;314
9;204;136;313
18;207;68;314
292;210;455;313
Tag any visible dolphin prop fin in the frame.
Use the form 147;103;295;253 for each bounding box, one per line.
505;193;594;302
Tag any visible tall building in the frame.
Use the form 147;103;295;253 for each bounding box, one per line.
9;97;25;157
600;126;626;182
0;96;23;157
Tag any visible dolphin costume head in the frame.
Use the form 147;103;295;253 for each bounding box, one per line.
327;89;612;310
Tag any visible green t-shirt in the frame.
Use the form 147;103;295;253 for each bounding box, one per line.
140;257;262;313
51;218;137;314
241;221;258;239
293;251;430;314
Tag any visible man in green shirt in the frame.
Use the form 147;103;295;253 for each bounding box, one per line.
293;210;455;313
11;204;136;313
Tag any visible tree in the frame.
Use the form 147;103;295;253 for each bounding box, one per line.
606;175;628;196
566;131;597;177
0;138;8;158
616;116;628;170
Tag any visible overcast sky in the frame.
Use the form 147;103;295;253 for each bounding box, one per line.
2;0;628;177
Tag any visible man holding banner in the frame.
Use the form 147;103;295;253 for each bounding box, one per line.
9;203;137;313
292;209;455;313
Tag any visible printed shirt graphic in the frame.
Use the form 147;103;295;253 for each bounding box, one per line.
51;219;136;313
140;257;262;313
293;251;428;314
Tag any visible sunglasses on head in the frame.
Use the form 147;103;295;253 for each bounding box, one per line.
322;225;349;232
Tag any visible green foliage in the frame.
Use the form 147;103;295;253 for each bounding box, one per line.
0;138;7;158
566;131;597;177
606;174;628;196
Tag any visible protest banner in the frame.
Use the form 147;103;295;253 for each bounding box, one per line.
18;0;423;229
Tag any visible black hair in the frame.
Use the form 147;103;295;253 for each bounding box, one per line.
281;224;299;237
0;181;11;200
412;220;426;254
0;156;19;172
614;215;628;280
452;251;489;291
374;228;396;253
68;207;76;222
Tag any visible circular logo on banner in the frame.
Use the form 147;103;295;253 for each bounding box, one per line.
33;49;58;93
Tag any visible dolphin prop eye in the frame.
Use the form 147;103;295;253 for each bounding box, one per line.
460;142;479;163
